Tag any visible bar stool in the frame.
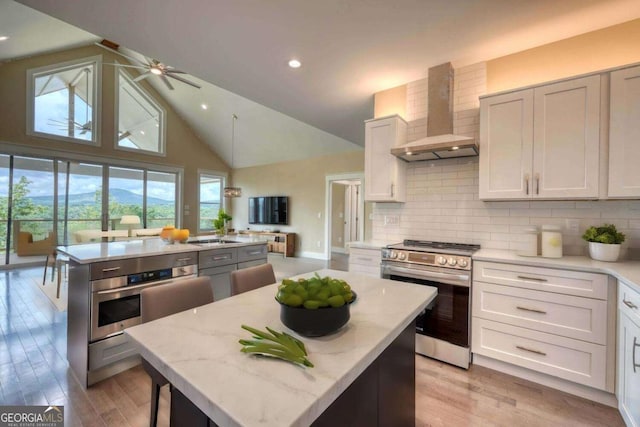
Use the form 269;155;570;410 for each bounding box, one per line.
42;249;69;298
230;263;276;295
140;276;214;427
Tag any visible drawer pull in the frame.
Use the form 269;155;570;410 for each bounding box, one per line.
101;267;121;273
357;257;373;262
624;299;638;310
516;345;547;356
177;257;192;263
516;306;547;314
634;337;639;374
517;275;548;282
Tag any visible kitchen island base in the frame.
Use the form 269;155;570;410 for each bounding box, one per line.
169;322;416;426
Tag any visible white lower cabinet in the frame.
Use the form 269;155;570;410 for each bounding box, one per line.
618;280;640;427
348;247;382;278
472;261;612;392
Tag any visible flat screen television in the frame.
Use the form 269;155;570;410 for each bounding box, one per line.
248;196;288;225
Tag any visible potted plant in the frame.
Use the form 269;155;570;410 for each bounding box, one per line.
213;209;232;235
582;223;625;262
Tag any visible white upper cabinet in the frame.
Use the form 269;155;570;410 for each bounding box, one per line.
609;65;640;198
533;76;600;198
479;89;534;199
364;115;407;202
480;75;601;200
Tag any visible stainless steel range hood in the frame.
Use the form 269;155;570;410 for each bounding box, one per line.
391;63;478;162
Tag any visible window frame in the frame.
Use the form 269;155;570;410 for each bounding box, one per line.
26;55;102;146
197;169;227;234
114;66;167;157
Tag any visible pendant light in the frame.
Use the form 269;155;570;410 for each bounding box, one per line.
224;113;242;198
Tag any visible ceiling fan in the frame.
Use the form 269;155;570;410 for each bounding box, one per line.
96;40;201;90
48;119;92;135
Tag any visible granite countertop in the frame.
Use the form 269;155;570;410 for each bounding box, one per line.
125;269;437;427
57;235;268;264
474;248;640;292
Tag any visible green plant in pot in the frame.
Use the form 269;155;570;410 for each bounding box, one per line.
582;223;625;262
213;209;232;235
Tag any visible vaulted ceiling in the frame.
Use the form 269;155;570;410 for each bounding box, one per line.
5;0;640;167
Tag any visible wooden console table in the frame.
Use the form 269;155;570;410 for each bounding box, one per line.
259;232;296;257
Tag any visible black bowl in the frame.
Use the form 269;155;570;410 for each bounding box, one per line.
278;292;357;337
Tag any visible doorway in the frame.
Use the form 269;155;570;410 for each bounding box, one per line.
324;173;364;260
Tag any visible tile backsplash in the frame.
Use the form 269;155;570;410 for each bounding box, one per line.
370;157;640;258
370;62;639;259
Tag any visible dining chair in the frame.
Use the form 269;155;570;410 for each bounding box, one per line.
42;249;69;299
140;276;214;427
230;263;276;296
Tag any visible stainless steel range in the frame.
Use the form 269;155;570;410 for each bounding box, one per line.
381;240;480;369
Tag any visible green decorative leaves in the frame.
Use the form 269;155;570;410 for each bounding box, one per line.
582;224;625;244
239;325;314;368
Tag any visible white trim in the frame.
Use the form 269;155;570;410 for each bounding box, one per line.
297;251;327;260
114;65;167;157
324;173;364;260
26;55;102;146
196;169;228;234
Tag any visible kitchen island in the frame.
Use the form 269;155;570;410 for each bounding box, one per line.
125;269;437;426
57;236;269;387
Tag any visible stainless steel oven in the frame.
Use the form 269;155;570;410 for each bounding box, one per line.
90;264;197;342
381;240;479;369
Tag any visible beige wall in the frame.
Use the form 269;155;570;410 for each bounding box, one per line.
487;18;640;93
230;150;364;257
0;45;228;232
331;183;346;249
373;85;406;119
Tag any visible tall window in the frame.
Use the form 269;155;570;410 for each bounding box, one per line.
198;172;224;232
27;56;100;144
116;69;165;155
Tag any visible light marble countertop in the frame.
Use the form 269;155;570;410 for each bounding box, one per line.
347;239;394;250
57;235;268;264
474;249;640;292
125;269;437;427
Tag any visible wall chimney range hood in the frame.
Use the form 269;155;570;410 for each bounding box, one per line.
391;62;478;161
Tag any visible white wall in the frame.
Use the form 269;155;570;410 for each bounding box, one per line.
370;63;640;259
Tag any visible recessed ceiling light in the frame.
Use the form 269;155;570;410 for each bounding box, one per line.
451;146;459;150
405;151;413;156
201;104;208;110
0;36;8;42
140;130;145;135
288;59;301;69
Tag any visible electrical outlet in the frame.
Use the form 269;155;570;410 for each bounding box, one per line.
369;213;374;220
384;215;399;226
317;212;322;219
565;219;580;234
316;240;321;247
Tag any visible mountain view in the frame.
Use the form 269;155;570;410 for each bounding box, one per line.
28;188;177;206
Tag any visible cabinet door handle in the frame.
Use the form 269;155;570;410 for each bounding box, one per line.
524;174;530;195
390;183;394;197
535;173;540;195
624;299;638;309
517;275;548;282
516;345;546;356
516;306;547;314
634;337;640;374
101;267;121;273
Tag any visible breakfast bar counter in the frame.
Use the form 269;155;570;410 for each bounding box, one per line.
125;269;436;426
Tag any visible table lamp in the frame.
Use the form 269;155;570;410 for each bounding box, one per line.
120;215;141;237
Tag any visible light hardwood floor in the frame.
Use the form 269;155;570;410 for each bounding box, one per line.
0;256;624;426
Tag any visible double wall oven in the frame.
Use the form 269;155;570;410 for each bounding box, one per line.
381;240;479;369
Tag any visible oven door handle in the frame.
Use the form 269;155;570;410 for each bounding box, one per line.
383;264;470;287
94;275;196;295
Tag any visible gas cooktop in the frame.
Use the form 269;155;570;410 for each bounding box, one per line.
387;240;481;256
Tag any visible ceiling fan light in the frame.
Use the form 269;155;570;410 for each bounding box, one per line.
0;36;8;42
150;67;162;75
